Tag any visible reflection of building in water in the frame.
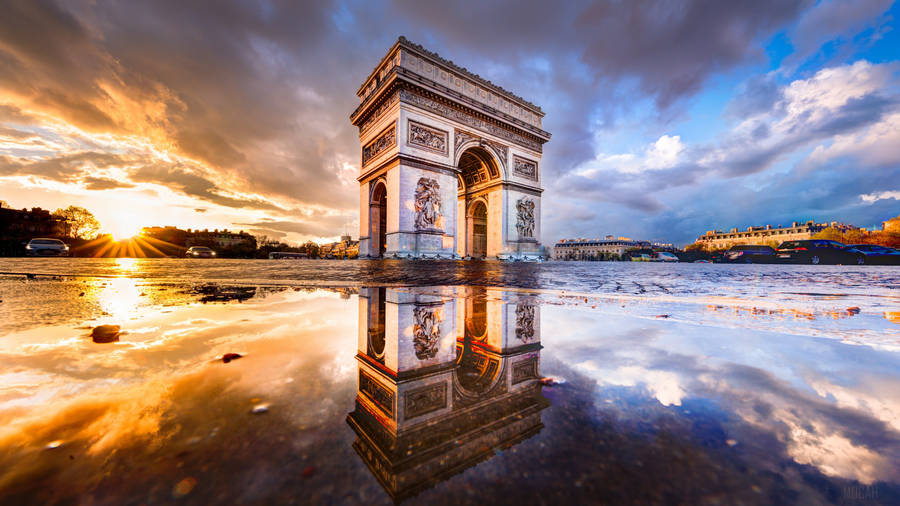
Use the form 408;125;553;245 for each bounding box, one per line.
348;287;548;502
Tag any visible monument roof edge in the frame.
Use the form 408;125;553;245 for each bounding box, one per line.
396;36;545;116
356;36;545;117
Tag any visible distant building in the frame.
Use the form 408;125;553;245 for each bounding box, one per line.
553;236;651;260
884;215;900;234
694;220;861;250
322;235;359;259
0;203;69;241
141;226;256;250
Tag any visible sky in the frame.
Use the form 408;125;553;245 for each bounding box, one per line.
1;0;898;245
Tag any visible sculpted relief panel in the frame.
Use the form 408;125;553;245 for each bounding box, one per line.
404;383;447;420
516;198;535;239
513;155;538;181
515;304;535;342
414;178;442;231
407;120;448;155
413;306;441;360
399;89;542;153
362;123;396;166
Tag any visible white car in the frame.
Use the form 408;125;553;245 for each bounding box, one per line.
655;252;680;262
25;238;69;257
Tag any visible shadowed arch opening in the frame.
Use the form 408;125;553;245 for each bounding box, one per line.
458;147;500;189
371;181;387;257
470;201;487;258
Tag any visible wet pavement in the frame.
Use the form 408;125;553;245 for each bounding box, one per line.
1;259;899;504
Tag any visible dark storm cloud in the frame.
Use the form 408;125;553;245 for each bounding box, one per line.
236;216;349;238
1;0;894;244
788;0;895;65
130;163;284;212
576;0;812;108
0;152;128;181
82;176;134;190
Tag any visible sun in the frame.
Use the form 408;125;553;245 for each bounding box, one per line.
108;219;145;242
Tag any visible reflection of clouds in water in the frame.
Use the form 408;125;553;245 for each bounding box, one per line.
0;290;356;419
544;306;900;485
0;290;360;502
578;361;686;406
718;365;900;485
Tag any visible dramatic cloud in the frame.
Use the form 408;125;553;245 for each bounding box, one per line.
0;0;897;244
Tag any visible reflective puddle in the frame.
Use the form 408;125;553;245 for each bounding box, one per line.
1;271;899;504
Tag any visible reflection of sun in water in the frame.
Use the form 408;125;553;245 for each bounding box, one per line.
100;277;142;320
116;258;138;272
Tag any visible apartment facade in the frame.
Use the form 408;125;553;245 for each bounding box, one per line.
694;221;857;250
553;236;650;260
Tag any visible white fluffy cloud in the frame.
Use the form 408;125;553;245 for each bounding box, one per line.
579;134;685;176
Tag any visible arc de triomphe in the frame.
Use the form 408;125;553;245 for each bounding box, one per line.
351;37;551;260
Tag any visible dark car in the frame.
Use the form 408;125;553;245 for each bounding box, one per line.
848;244;900;265
775;240;865;265
724;245;776;263
185;246;216;258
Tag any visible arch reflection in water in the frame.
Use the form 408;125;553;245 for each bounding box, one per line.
348;287;548;502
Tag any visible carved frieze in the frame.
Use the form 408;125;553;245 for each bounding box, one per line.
413;305;441;359
454;129;478;156
404;383;447;419
513;155;538;180
512;357;539;385
399;89;542;153
414;178;442;231
516;198;535;238
362;123;396;166
359;370;394;418
515;304;535;342
485;140;508;168
407;120;448;155
360;92;399;134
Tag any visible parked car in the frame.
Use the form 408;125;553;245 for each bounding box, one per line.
654;252;680;262
24;238;69;257
775;240;865;265
724;245;776;264
630;253;653;262
185;246;216;258
848;244;900;265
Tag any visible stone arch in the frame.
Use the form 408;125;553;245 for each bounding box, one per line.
455;143;506;186
453;342;505;402
457;146;503;259
369;178;388;257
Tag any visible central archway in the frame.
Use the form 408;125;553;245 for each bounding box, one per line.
457;146;501;259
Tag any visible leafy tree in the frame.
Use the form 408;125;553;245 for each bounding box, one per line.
54;206;100;239
301;241;320;259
